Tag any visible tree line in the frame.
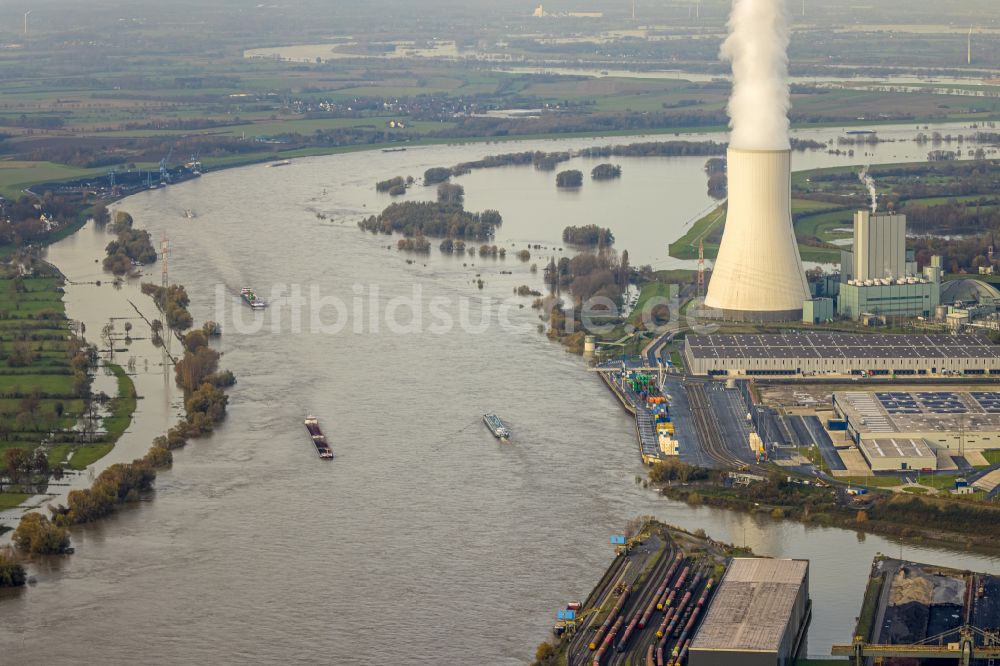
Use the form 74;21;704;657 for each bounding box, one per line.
563;225;614;247
358;201;502;241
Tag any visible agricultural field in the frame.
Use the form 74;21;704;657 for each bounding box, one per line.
0;270;134;511
671;159;1000;267
0;1;997;200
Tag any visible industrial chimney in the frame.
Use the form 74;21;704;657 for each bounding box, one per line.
704;148;809;321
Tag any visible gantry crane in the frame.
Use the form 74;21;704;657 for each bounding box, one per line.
832;625;1000;666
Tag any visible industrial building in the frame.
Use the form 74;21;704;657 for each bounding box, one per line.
684;333;1000;377
705;148;810;322
801;297;834;324
689;558;810;666
837;211;941;320
834;390;1000;453
857;437;938;472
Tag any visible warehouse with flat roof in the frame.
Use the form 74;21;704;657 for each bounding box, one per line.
834;390;1000;452
689;558;810;666
858;437;938;471
684;333;1000;377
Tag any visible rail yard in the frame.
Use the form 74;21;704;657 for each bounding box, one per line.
554;522;735;666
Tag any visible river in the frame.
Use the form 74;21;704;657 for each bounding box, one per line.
2;126;1000;664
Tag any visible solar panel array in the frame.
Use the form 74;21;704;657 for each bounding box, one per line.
971;392;1000;414
837;390;1000;436
686;333;1000;361
877;391;969;414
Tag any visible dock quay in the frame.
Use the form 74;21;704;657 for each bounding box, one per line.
553;521;763;666
833;557;1000;664
598;367;677;465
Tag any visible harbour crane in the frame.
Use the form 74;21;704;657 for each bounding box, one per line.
159;147;174;184
833;624;1000;666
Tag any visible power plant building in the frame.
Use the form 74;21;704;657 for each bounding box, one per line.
849;210;906;282
684;333;1000;377
705;149;809;322
838;211;941;319
689;558;810;666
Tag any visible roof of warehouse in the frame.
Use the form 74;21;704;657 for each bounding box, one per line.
686;333;1000;361
859;438;936;460
836;391;1000;435
690;558;808;654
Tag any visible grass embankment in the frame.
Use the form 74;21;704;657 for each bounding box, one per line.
669;198;845;264
854;571;885;642
0;273;135;511
797;446;831;474
658;470;1000;553
982;450;1000;465
0;492;29;511
628;282;674;327
840;475;905;488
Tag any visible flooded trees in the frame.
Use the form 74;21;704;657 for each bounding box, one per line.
12;512;70;554
0;546;26;587
556;170;583;188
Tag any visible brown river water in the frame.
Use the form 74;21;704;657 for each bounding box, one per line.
2;126;999;664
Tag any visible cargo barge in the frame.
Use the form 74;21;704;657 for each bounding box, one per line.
304;415;334;459
240;287;267;310
483;413;511;440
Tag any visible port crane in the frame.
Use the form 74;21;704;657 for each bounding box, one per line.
832;625;1000;665
159;147;174;184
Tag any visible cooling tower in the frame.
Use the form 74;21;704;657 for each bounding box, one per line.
704;148;809;321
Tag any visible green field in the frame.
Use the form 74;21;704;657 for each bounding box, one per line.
983;450;1000;466
0;492;29;511
628;282;675;326
669;198;845;264
0;273;137;509
840;475;904;488
0;162;102;200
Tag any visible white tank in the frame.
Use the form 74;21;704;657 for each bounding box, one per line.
705;149;809;321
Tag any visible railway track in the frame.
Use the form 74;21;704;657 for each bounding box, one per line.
562;525;727;666
686;383;770;476
567;556;631;662
620;556;688;666
686;383;744;469
606;544;678;666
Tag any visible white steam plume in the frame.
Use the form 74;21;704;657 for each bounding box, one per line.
721;0;791;150
858;165;878;212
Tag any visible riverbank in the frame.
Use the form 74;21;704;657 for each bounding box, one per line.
1;208;227;550
0;268;134;519
538;519;746;666
6;127;1000;663
656;471;1000;555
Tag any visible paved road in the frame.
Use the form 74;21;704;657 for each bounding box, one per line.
802;415;848;472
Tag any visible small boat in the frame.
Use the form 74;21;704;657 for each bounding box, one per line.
483;413;511;440
183;209;196;219
269;159;292;167
304;415;335;459
381;147;407;153
240;287;267;310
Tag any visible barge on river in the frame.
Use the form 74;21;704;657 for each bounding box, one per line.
240;287;267;310
304;416;334;459
483;413;511;440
